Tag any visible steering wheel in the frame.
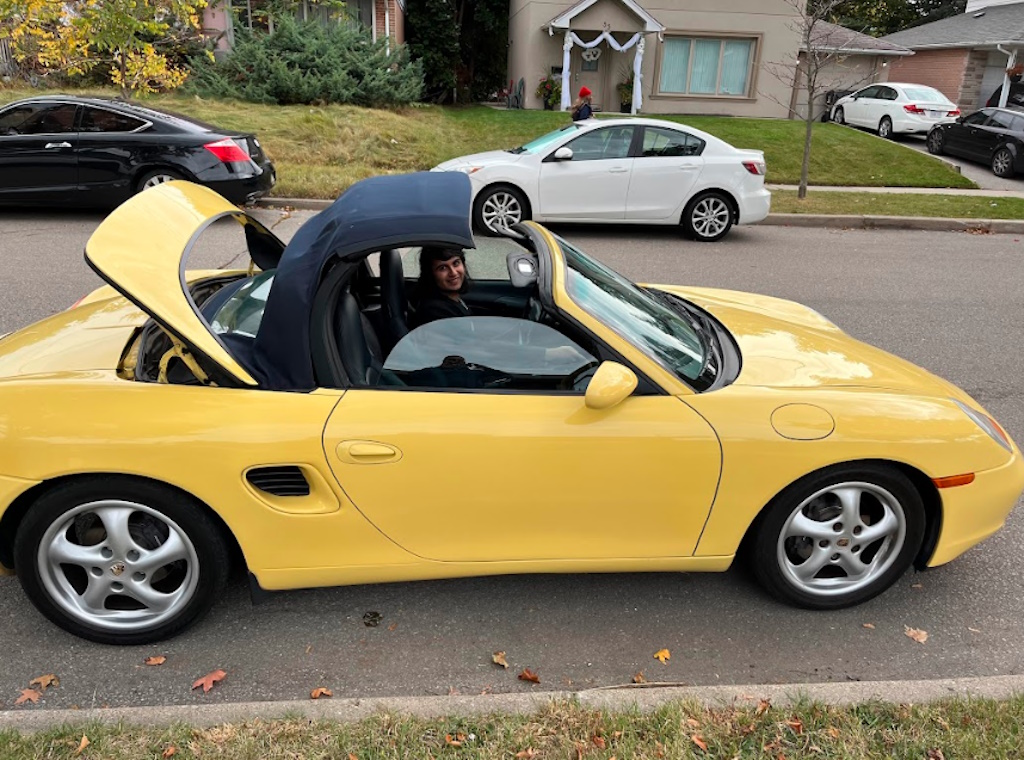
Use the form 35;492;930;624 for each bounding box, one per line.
560;361;601;392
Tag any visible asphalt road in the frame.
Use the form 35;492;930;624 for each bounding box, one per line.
0;210;1022;711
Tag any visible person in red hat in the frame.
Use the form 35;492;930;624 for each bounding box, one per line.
571;85;594;121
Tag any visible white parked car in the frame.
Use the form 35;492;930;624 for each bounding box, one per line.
432;117;770;243
831;82;960;139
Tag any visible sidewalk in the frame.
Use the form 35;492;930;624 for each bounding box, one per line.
768;183;1024;199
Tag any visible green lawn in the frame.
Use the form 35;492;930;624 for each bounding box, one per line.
2;696;1023;758
0;89;975;199
772;190;1024;219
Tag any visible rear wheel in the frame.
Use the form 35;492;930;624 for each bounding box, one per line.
473;185;529;235
926;129;945;155
992;147;1016;178
833;106;845;125
749;464;925;609
682;191;734;242
14;478;230;644
136;169;183;194
878;116;894;140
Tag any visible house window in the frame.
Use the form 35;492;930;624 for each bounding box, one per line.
659;36;755;97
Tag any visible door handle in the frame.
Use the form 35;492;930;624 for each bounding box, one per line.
608;167;629;173
44;141;72;149
336;440;402;464
679;166;698;171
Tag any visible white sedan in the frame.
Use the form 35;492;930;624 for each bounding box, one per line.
831;82;960;139
432;117;770;243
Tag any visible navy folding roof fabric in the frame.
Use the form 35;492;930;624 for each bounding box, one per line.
250;171;474;391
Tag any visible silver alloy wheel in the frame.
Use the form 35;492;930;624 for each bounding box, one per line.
834;106;845;125
480;190;523;232
776;481;907;598
993;149;1013;176
690;196;731;239
927;131;943;154
878;118;892;139
143;173;177;189
36;499;200;633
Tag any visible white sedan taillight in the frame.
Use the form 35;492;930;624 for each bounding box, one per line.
742;160;766;176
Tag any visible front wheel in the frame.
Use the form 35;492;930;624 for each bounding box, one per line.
682;191;734;242
748;464;925;609
926;130;945;155
14;478;230;644
473;185;529;235
992;147;1016;178
878;116;894;140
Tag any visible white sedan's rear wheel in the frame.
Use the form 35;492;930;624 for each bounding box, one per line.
14;478;229;644
682;191;734;242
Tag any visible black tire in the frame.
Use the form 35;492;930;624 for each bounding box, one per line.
833;106;845;125
992;147;1016;178
136;168;184;194
472;185;530;236
748;463;925;610
878;116;894;140
681;191;734;242
926;129;945;155
14;478;230;645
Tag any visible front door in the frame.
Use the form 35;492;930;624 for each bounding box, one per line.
538;124;636;219
572;42;605;110
322;316;722;563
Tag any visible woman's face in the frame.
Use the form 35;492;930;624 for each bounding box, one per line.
431;255;465;294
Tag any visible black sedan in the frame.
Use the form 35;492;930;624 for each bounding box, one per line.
0;95;276;207
927;106;1024;178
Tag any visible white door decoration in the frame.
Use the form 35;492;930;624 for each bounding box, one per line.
559;30;645;114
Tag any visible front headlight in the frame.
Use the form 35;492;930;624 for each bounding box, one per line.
954;399;1013;452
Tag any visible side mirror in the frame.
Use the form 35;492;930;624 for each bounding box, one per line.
552;146;573;161
957;115;966;123
584;361;638;410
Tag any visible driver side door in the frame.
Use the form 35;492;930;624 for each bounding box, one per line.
537;125;636;220
322;316;722;563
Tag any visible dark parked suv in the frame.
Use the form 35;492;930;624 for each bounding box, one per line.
927;107;1024;178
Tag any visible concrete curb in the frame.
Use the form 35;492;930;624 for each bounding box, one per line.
253;199;1024;234
3;675;1024;732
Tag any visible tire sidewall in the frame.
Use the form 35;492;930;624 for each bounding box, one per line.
927;131;943;154
472;185;528;236
136;169;183;195
993;148;1014;177
682;191;734;242
879;117;893;139
14;478;229;645
749;464;925;610
835;106;845;125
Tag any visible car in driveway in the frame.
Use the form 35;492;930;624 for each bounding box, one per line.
0;95;276;207
831;82;960;139
927;107;1024;178
432;117;770;242
0;172;1021;645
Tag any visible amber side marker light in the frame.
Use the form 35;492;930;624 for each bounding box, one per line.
932;473;976;489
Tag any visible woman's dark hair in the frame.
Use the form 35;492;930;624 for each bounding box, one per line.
416;246;471;297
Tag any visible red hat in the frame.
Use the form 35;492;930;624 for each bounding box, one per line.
579;86;592;98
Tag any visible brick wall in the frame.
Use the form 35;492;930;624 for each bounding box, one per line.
960;49;989;111
373;0;402;43
886;49;969;106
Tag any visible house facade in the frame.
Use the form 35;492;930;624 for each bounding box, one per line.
879;0;1024;112
508;0;804;117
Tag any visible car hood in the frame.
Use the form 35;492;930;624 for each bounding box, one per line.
434;150;524;170
83;181;285;387
652;285;969;398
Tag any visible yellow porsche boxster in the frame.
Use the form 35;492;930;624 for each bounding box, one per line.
0;173;1021;645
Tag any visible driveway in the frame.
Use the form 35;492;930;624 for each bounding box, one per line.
899;134;1024;191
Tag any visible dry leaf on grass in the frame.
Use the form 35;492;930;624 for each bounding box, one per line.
756;698;772;716
75;735;90;755
785;717;803;734
162;748;177;758
927;750;946;760
632;671;647;684
192;669;227;693
492;651;509;669
29;674;59;691
145;656;167;666
15;689;40;705
445;733;466;746
686;717;701;728
518;668;540;684
514;750;538;759
592;736;606;749
826;727;841;739
904;626;929;644
691;734;708;751
310;687;333;699
653;648;670;664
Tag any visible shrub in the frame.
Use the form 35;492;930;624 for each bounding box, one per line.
185;16;423;107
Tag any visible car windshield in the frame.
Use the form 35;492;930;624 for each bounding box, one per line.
558;237;712;388
902;86;947;102
209;270;275;339
510;124;580;154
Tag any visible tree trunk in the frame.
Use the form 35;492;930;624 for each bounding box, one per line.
800;110;813;199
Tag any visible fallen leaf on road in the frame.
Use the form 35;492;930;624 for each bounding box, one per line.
911;583;924;589
387;623;398;632
968;627;981;633
145;656;166;666
75;735;89;755
653;648;670;664
518;668;540;684
691;734;708;751
29;674;59;691
492;651;509;669
162;747;177;758
904;626;929;644
862;623;875;630
192;669;227;693
632;672;646;684
310;687;333;699
362;611;383;627
15;689;40;705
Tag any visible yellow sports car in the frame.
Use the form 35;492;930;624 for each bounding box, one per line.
0;174;1020;645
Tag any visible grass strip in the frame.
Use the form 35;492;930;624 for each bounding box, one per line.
772;190;1024;219
2;696;1023;758
0;89;975;198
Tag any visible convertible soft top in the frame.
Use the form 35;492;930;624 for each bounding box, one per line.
251;171;475;391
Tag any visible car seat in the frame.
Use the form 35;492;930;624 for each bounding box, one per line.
335;290;384;386
379;249;409;350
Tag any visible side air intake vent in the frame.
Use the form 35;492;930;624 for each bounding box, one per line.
246;466;310;497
